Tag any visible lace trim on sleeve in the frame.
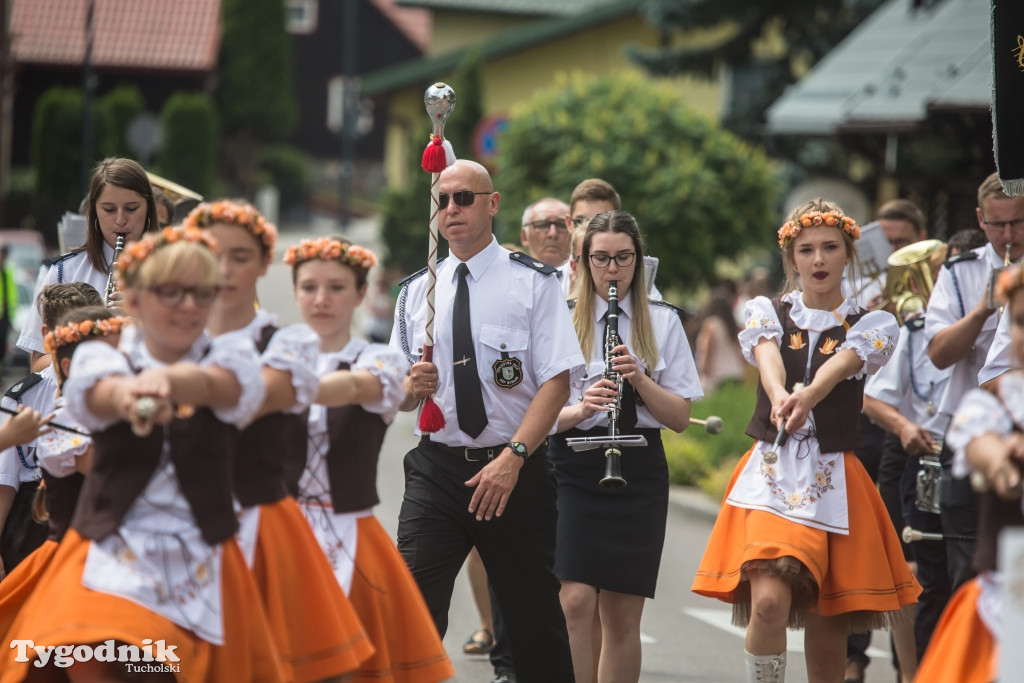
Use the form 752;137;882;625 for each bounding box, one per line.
738;296;782;365
36;408;91;477
947;389;1010;479
839;310;898;379
63;341;132;432
262;325;320;412
353;344;411;423
202;335;266;426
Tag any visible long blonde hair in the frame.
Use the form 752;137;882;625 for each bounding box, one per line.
780;198;861;296
573;211;658;369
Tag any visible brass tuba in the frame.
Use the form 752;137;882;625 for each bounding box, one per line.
146;171;204;223
880;239;947;324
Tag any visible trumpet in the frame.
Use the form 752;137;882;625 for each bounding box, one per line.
600;281;627;488
987;242;1013;310
104;234;126;306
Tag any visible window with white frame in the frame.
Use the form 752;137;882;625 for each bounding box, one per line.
285;0;318;34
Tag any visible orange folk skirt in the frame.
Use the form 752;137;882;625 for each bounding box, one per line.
251;498;375;682
692;447;920;628
0;540;58;644
347;516;453;683
0;530;284;683
915;577;997;683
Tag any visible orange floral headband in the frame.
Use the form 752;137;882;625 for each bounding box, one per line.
183;200;277;254
778;211;861;248
116;227;219;283
283;238;378;270
43;316;131;354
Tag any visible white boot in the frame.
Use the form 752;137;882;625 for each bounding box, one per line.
745;650;786;683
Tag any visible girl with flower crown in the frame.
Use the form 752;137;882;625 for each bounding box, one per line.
691;199;920;683
0;227;284;681
187;200;374;683
286;237;453;683
0;304;127;642
915;263;1024;683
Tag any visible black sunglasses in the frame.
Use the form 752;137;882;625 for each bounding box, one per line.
439;191;492;210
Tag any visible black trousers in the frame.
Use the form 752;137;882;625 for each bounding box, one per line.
938;437;978;591
398;439;574;682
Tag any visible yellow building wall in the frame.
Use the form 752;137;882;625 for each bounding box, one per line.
384;15;731;190
427;9;536;54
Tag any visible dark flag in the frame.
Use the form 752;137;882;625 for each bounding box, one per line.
992;0;1024;196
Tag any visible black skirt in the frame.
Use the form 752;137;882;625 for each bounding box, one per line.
548;426;668;598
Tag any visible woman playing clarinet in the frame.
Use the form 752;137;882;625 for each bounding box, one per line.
549;210;702;683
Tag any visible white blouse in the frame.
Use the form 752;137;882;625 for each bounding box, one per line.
727;292;898;534
63;331;264;645
35;397;90;478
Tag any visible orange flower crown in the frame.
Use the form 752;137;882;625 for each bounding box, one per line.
183;200;277;254
996;264;1024;305
283;238;378;270
778;211;861;248
43;316;131;354
116;227;219;284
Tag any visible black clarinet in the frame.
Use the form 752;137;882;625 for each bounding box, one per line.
600;281;627;488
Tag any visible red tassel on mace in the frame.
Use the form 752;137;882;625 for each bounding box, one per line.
418;396;446;432
421;135;447;173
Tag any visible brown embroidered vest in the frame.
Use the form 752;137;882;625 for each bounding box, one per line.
234;323;306;507
974;485;1024;574
746;298;865;454
298;359;388;511
41;470;83;542
72;408;240;546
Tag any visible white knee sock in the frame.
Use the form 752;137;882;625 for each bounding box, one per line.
745;650;786;683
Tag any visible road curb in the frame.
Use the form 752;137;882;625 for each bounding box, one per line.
668;486;722;523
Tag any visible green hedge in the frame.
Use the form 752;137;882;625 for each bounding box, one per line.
159;93;218;197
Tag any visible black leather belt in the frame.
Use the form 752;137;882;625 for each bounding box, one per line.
420;435;508;462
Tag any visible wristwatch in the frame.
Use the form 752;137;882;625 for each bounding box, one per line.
507;441;529;459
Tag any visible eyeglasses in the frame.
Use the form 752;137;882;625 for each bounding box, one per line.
149;284;221;307
571;215;591;228
589;252;636;268
438;191;492;210
980;215;1024;230
527;219;568;233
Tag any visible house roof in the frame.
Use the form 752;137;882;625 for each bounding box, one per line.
363;0;640;95
396;0;625;16
765;0;989;135
370;0;432;52
10;0;220;73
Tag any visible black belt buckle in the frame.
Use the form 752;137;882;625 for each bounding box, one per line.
464;447;498;462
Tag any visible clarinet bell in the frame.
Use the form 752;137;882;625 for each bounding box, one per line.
600;447;627;488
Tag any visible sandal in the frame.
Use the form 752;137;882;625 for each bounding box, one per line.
462;627;495;655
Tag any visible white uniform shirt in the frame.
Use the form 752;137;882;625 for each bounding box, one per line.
391;237;585;447
924;244;1002;417
865;317;951;440
568;293;703;431
18;244;117;354
0;365;59;490
979;304;1015;385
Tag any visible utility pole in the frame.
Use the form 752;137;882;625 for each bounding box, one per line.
338;0;358;231
80;0;95;199
0;0;14;227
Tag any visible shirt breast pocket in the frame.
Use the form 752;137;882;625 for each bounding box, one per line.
480;324;529;389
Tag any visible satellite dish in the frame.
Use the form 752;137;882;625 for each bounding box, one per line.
783;178;871;227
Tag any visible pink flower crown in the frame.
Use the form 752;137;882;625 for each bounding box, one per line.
183;200;277;254
778;211;861;248
43;316;131;354
116;227;219;283
283;238;378;270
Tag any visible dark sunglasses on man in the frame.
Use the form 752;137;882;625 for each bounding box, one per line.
438;191;492;210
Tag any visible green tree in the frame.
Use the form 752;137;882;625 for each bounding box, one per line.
381;52;485;275
217;0;296;195
32;88;88;243
629;0;883;138
495;72;781;290
98;85;146;158
159;93;219;197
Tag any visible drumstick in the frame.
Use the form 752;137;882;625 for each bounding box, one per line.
689;416;723;435
0;406;87;436
902;526;975;543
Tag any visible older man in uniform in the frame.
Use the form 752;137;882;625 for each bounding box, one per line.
392;159;581;683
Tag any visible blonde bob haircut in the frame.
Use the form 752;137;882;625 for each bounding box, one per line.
122;239;220;292
573;210;658;370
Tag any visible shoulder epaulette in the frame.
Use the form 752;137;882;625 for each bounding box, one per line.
944;252;979;268
42;249;83;269
5;373;43;402
651;299;690;322
567;298;577;310
398;258;447;289
509;251;557;275
906;317;926;331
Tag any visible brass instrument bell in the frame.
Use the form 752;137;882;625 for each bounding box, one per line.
146;171;204;223
881;239;947;324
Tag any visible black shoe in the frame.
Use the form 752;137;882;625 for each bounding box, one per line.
491;669;516;683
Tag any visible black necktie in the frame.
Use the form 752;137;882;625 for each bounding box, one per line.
453;263;488;438
603;310;637;431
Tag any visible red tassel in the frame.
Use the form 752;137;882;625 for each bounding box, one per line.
418;396;446;432
421;136;447;173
